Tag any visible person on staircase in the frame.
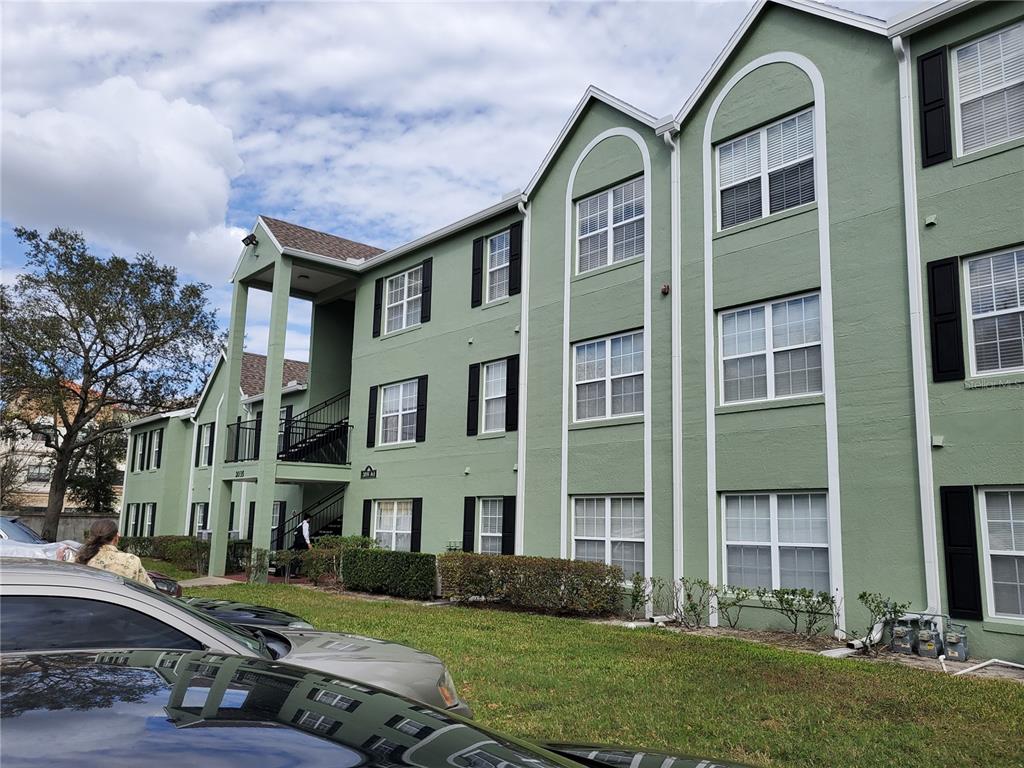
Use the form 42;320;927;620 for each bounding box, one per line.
290;512;312;577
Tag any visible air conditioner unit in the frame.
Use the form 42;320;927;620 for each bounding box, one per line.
228;530;240;541
197;530;212;542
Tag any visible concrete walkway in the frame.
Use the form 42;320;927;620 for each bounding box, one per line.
179;575;237;587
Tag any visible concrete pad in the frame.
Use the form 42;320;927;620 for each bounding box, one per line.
179;575;237;587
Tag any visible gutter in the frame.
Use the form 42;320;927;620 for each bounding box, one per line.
893;34;943;620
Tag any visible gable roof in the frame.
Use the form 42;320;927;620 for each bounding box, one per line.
523;85;661;199
259;215;384;264
240;352;309;399
660;0;888;133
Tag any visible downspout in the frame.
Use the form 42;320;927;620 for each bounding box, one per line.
514;197;531;555
893;34;943;620
663;127;684;585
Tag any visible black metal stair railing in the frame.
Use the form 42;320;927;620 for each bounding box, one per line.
274;486;347;551
225;418;261;463
278;391;352;466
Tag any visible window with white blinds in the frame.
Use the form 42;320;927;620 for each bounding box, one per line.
717;109;815;229
953;22;1024;155
719;292;822;404
572;495;645;580
573;331;644;421
723;492;830;593
965;249;1024;375
980;488;1024;618
576;177;644;273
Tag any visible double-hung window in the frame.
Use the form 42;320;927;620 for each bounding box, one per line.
576;177;644;274
150;429;163;469
134;434;147;472
980;488;1024;619
964;249;1024;374
384;265;423;334
486;230;510;302
380;380;418;445
572;496;645;580
720;292;822;404
375;500;413;552
723;492;830;592
479;498;504;554
198;424;213;467
482;360;506;433
143;503;156;537
717;109;815;229
573;331;644;421
126;504;140;537
953;23;1024;156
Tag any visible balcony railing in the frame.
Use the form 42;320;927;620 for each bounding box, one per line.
226;391;353;466
226;418;261;463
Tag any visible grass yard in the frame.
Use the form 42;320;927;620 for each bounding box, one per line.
186;583;1024;768
141;557;198;582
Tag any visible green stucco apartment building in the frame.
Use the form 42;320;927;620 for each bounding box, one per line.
123;0;1024;660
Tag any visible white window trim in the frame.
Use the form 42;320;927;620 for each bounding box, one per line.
481;360;507;434
978;486;1024;623
720;491;831;593
134;434;147;473
373;499;413;552
963;249;1024;377
718;291;822;406
127;503;139;536
384;265;423;335
715;107;815;231
149;429;162;469
572;330;644;422
951;22;1024;158
575;176;645;275
570;495;645;582
143;502;155;536
198;424;213;468
478;497;504;554
378;379;418;446
485;229;510;304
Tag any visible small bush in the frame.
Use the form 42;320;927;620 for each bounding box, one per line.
342;548;437;600
302;549;335;586
161;538;209;574
437;552;623;616
313;535;373;552
226;540;252;574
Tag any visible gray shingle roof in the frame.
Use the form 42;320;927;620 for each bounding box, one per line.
240;352;309;398
260;215;383;263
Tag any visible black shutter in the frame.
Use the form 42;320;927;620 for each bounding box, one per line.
463;497;476;552
247;501;256;540
187;505;196;536
361;499;372;538
411;498;423;552
502;496;516;555
154;429;163;469
940;486;983;620
415;376;428;442
206;423;215;466
143;431;152;471
508;221;522;296
148;505;156;537
466;363;481;436
194;424;203;467
131;435;138;472
918;47;952;167
471;237;484;308
504;354;519;433
372;277;384;338
366;386;378;448
420;258;433;323
229;502;235;532
927;257;965;382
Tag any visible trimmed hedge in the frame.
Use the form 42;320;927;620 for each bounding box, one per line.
342;548;437;600
120;536;251;575
437;552;623;616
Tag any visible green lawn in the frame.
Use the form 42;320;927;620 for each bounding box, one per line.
141;557;198;582
186;583;1024;768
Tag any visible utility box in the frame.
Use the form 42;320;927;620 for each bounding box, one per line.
944;623;969;662
916;623;943;658
891;619;915;654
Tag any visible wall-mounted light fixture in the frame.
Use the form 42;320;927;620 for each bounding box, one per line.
241;233;258;248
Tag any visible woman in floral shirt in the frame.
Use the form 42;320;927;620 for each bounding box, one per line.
74;519;156;589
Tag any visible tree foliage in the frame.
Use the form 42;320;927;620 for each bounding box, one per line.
1;226;219;538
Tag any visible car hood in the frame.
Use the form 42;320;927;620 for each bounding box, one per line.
182;597;309;627
275;629;454;710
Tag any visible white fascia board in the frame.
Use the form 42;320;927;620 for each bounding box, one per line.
240;383;308;406
524;86;659;198
125;407;194;429
664;0;887;132
887;0;977;38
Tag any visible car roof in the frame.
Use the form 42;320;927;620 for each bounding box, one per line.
0;650;547;768
0;557;126;586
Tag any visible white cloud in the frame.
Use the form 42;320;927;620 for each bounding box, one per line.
2;75;243;283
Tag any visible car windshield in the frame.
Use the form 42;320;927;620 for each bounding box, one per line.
0;518;45;544
121;579;270;658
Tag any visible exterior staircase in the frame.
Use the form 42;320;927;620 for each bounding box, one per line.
273;486;346;551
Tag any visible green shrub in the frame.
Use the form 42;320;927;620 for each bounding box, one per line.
312;535;373;551
342;548;437;600
437;552;623;616
226;540;251;574
161;538;209;574
302;549;335;586
248;548;270;584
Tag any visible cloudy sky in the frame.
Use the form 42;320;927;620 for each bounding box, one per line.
1;0;921;361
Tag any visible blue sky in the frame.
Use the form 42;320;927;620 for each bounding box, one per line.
1;0;920;361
